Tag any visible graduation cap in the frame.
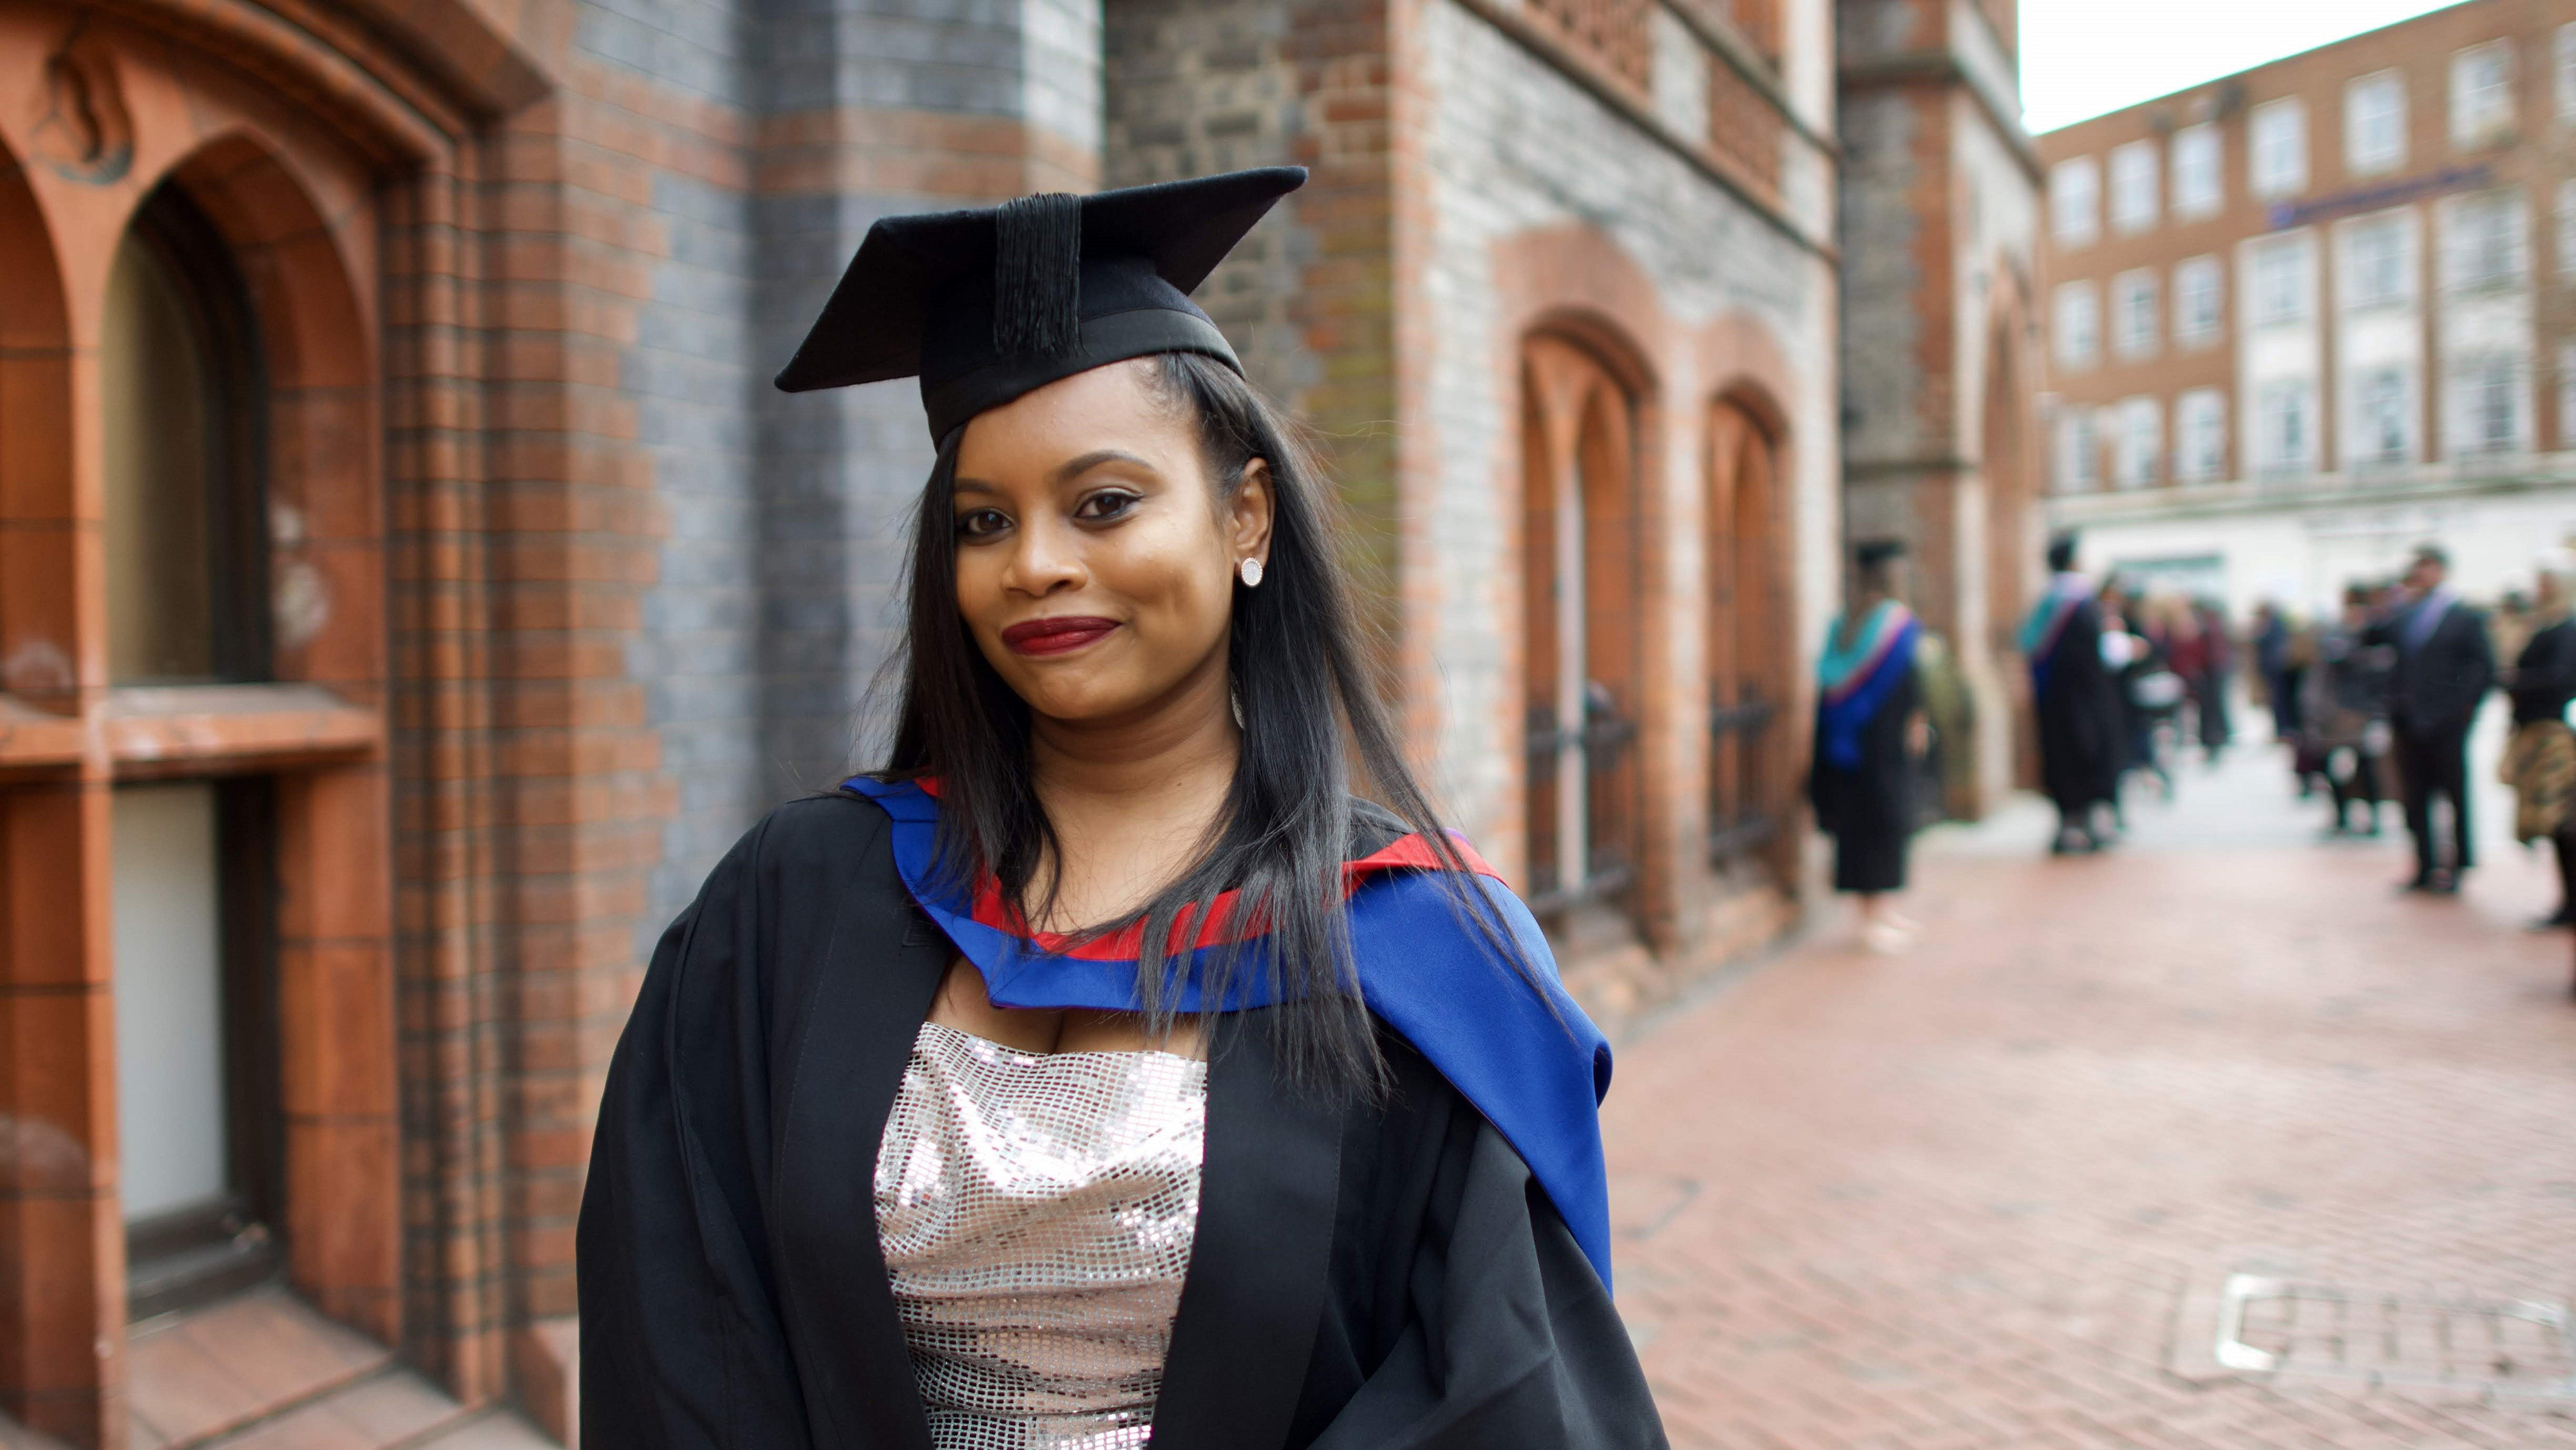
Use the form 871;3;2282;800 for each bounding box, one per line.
1853;538;1907;569
774;167;1307;440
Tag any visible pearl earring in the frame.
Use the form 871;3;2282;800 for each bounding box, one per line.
1238;557;1264;588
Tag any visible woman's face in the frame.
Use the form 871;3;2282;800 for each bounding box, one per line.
951;359;1273;726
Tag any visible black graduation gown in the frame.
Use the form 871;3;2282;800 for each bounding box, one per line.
2034;599;2123;814
577;791;1667;1450
1807;663;1920;894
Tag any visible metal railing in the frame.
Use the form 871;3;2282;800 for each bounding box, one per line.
1707;689;1777;862
1524;692;1638;917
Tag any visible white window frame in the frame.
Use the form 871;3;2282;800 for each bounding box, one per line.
2114;397;2162;488
2443;191;2526;290
2561;342;2576;447
2450;353;2524;457
2451;41;2515;150
2176;388;2226;481
2170;123;2222;219
2174;256;2222;343
2057;408;2101;491
2050;157;2101;249
2257;379;2315;475
2345;71;2407;176
2113;269;2159;359
2054;282;2101;369
2559;181;2576;277
2557;23;2576;124
2343;214;2408;309
2351;366;2411;466
2249;236;2311;327
2110;140;2159;234
2250;98;2308;199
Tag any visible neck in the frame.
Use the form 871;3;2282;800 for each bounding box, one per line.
1025;646;1240;842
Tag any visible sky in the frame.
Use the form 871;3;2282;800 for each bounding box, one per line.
2018;0;2476;135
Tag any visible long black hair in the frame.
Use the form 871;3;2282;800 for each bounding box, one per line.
873;351;1505;1087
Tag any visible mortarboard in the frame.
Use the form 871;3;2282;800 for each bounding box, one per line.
773;167;1307;440
1853;538;1906;569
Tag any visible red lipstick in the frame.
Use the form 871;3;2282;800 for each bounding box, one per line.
1000;616;1119;656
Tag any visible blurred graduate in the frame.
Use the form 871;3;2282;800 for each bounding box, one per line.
1810;539;1927;954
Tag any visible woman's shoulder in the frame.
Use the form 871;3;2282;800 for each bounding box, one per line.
700;788;898;890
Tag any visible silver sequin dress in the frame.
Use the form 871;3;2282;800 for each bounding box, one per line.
875;1022;1208;1450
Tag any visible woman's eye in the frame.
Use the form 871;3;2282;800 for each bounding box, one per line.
1075;491;1141;522
955;509;1010;538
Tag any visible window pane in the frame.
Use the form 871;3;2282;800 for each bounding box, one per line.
101;187;265;684
102;228;217;682
2111;142;2158;232
2052;158;2099;246
2251;99;2307;198
2452;42;2514;148
114;783;230;1221
2170;125;2221;216
2345;73;2405;174
2559;23;2576;123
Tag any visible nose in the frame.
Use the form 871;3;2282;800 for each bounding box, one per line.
1001;514;1087;598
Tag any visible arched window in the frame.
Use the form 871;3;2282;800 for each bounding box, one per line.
103;184;268;684
1706;395;1788;873
102;182;283;1316
1520;335;1643;919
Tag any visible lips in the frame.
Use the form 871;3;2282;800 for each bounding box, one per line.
999;616;1120;656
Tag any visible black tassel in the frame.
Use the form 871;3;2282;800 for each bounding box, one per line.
992;193;1084;358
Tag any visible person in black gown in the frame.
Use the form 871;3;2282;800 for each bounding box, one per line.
2503;553;2576;927
576;169;1667;1450
2020;534;2125;854
2374;544;2494;894
1808;540;1926;954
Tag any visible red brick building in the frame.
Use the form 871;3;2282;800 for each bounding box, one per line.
0;0;1873;1442
2039;0;2576;611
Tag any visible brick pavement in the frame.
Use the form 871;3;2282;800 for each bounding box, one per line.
1605;720;2576;1449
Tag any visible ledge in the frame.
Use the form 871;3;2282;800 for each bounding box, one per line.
0;696;85;771
0;685;384;777
105;684;383;776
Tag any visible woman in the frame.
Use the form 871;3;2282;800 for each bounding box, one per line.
2501;553;2576;927
2305;584;2392;836
576;169;1665;1449
2115;587;2180;805
1809;540;1926;954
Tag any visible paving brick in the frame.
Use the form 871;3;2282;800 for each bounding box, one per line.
1606;733;2576;1449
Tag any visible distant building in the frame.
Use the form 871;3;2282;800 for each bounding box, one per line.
0;0;1848;1444
2038;0;2576;615
1837;0;2045;813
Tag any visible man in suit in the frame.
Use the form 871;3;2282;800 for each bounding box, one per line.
2382;544;2494;893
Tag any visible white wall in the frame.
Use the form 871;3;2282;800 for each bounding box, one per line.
2068;484;2576;620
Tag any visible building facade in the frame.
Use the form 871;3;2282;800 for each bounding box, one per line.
1836;0;2042;813
0;0;1844;1444
2038;0;2576;615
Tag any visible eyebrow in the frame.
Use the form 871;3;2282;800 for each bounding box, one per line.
952;449;1160;500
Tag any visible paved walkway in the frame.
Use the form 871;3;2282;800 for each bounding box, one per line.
1606;708;2576;1449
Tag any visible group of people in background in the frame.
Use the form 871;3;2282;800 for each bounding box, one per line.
2028;536;2576;920
1806;532;2576;955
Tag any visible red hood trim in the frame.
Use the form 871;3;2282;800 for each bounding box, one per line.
912;776;1502;961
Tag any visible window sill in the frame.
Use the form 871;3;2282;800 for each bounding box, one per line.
0;684;383;777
